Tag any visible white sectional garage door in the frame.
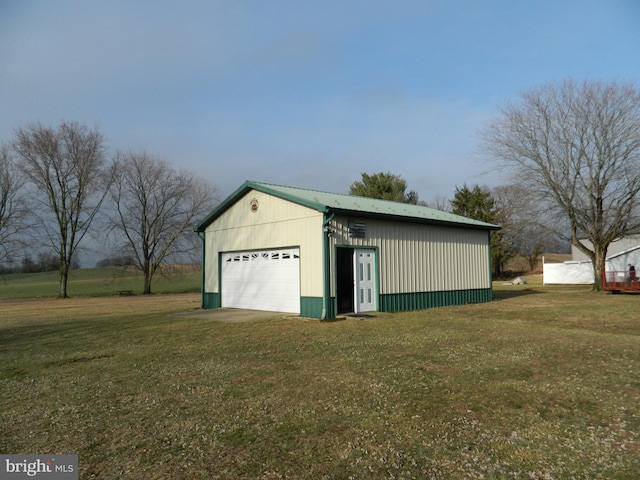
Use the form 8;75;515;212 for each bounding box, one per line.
221;248;300;313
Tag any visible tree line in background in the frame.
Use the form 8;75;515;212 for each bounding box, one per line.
349;79;640;289
0;121;219;296
0;251;80;275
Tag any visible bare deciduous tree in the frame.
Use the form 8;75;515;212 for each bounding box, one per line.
492;184;561;271
481;79;640;290
12;121;113;297
0;144;28;266
424;194;450;212
109;151;218;294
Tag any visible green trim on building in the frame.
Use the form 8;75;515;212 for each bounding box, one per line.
379;288;493;312
301;296;333;319
198;231;206;308
321;213;333;319
202;292;221;309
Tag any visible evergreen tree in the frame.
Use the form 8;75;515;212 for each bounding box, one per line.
450;184;510;276
349;172;419;204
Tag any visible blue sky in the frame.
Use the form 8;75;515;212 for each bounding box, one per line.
2;0;639;203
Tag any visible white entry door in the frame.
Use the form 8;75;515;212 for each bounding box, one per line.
354;249;376;313
221;248;300;313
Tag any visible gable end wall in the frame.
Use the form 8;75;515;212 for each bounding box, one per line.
203;190;324;298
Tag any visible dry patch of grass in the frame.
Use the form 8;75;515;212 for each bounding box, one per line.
2;289;640;479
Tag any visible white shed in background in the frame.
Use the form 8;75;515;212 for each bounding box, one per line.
542;258;594;284
543;245;640;285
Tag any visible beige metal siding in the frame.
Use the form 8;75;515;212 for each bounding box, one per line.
204;190;324;297
330;216;490;294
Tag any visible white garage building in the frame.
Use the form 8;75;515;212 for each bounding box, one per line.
195;181;498;319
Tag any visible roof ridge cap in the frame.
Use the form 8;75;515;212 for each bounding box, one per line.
250;180;348;197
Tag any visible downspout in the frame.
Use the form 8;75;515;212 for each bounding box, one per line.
321;213;335;320
197;231;205;309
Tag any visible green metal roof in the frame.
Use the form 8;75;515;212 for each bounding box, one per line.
195;180;500;232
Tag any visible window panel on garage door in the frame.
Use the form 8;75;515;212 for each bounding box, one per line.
221;248;300;313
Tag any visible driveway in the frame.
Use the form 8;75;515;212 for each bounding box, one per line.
175;307;293;323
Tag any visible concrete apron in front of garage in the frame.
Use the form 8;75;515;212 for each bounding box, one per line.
175;308;293;323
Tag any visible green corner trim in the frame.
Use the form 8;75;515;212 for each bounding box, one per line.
301;296;332;319
202;292;221;309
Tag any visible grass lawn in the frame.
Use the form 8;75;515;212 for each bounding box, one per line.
1;278;639;478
